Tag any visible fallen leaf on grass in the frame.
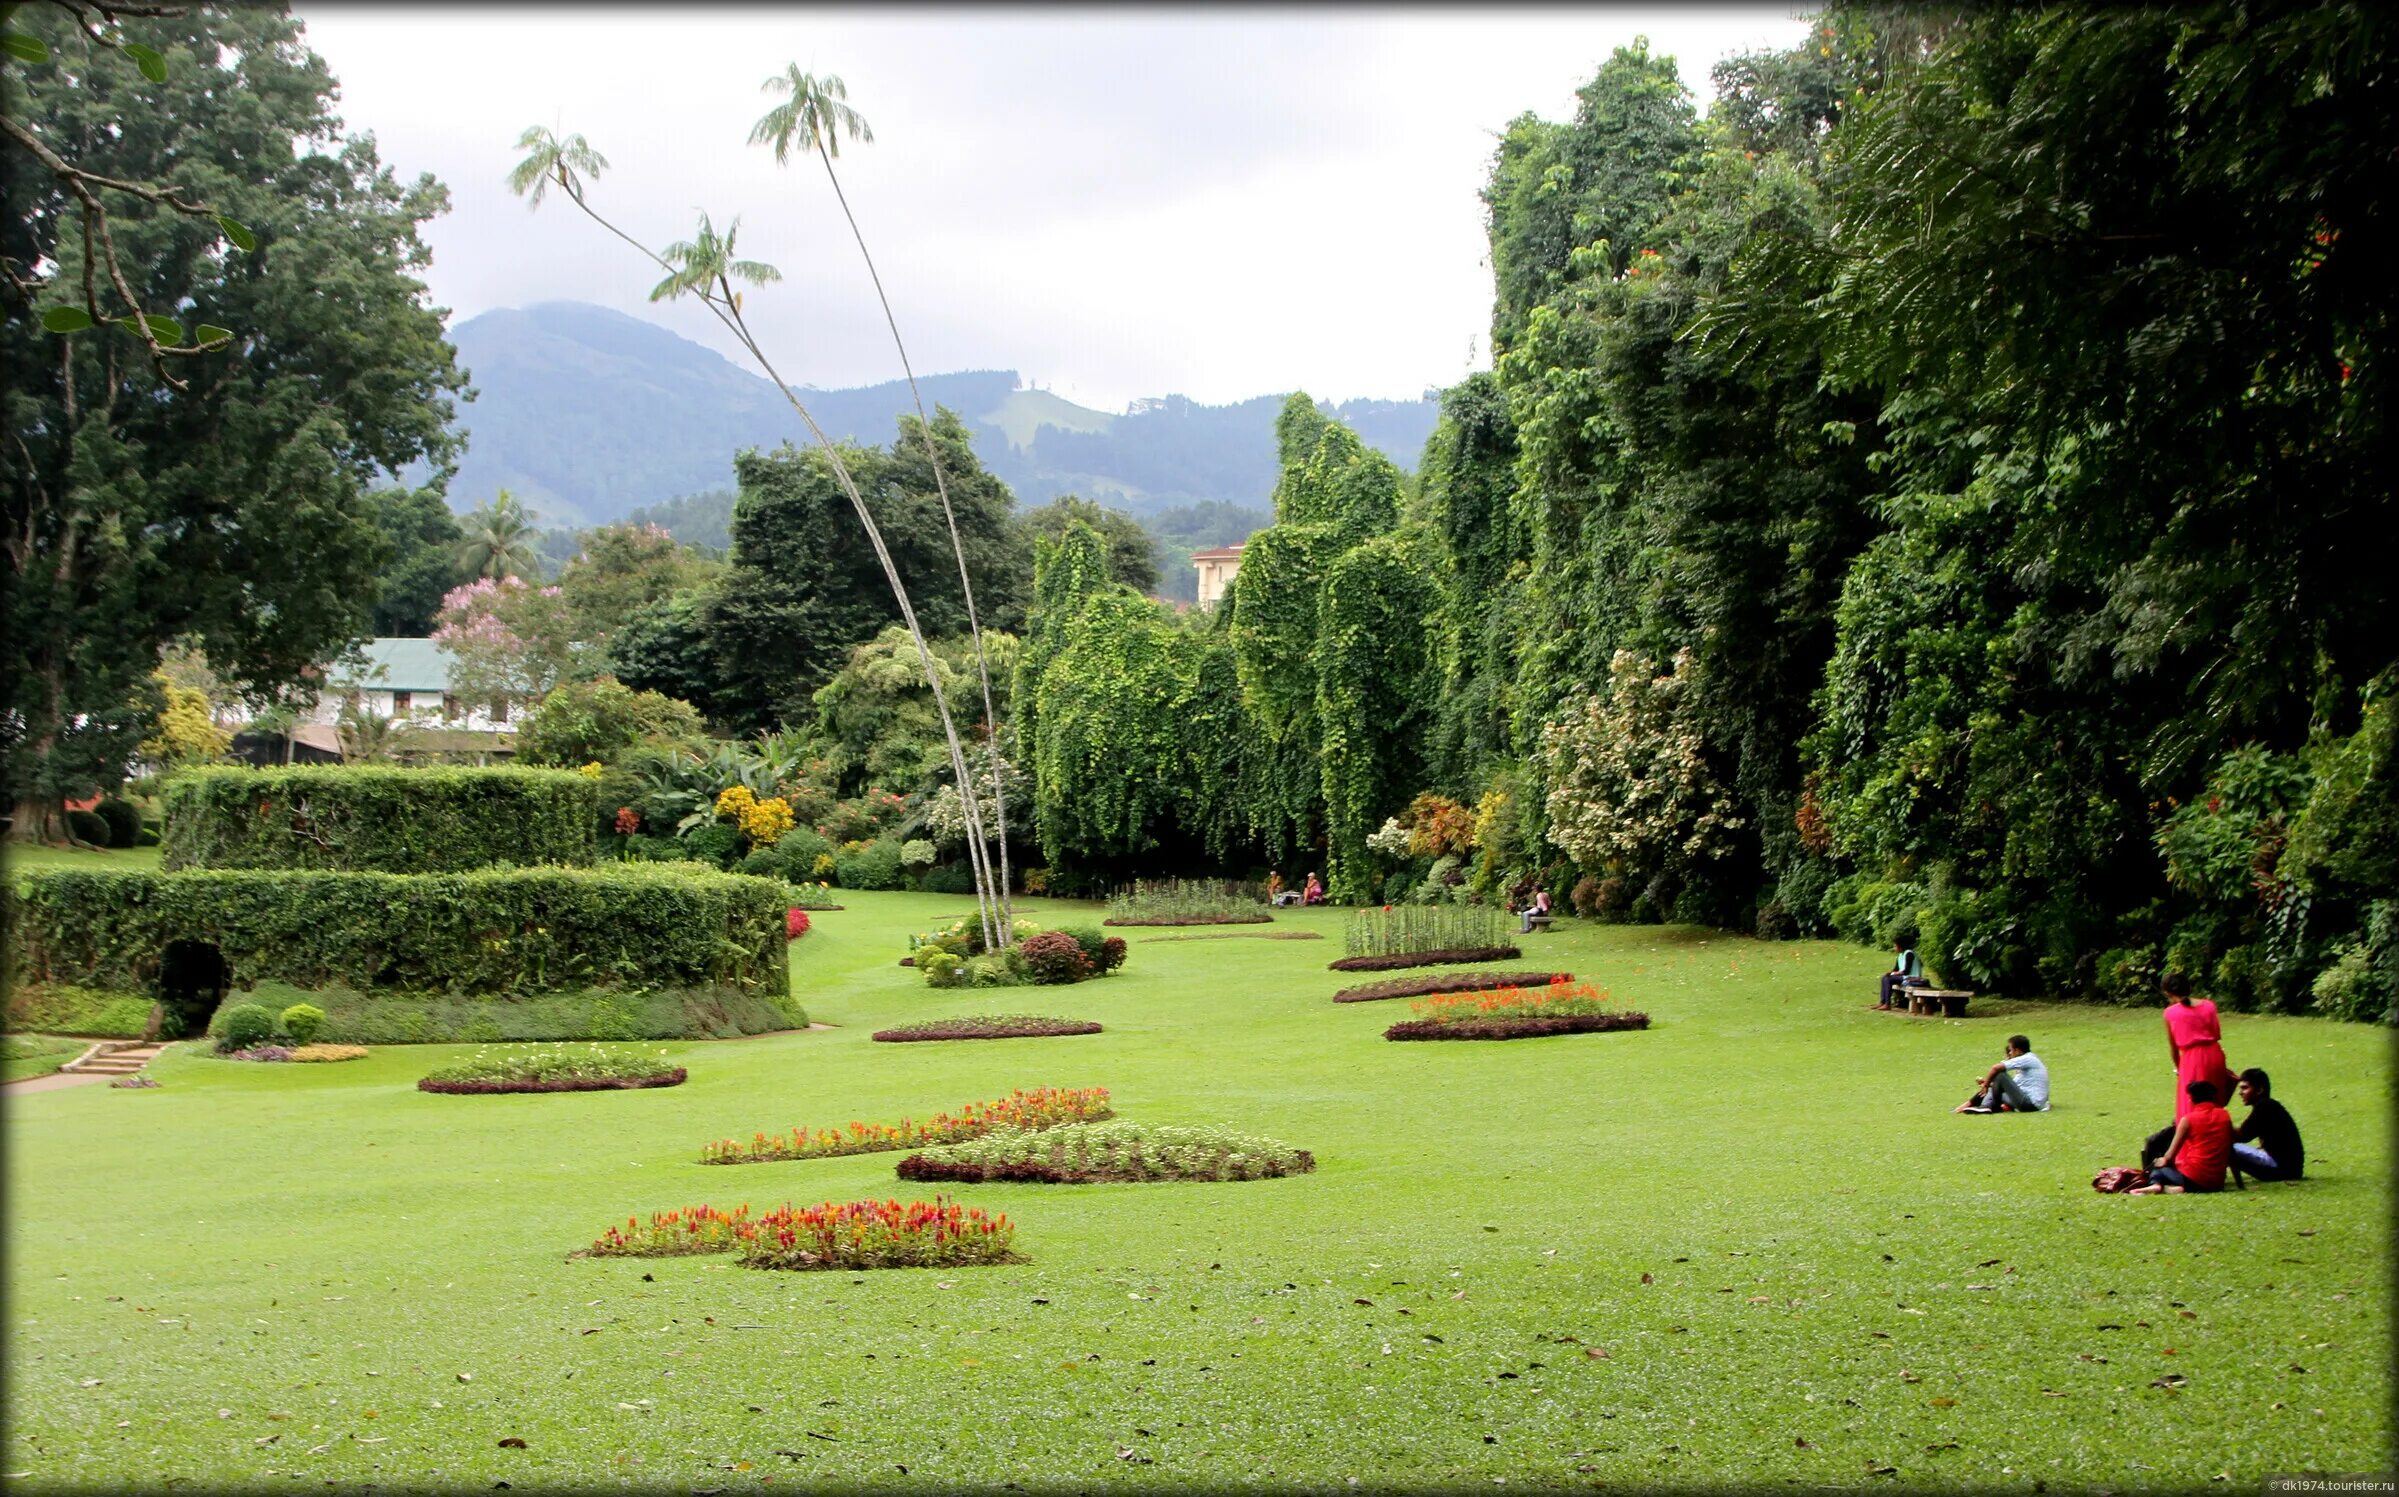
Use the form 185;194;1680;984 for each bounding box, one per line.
2150;1375;2188;1390
497;1438;526;1449
1898;1370;1920;1383
1583;1348;1609;1360
1925;1441;1959;1452
1794;1437;1813;1449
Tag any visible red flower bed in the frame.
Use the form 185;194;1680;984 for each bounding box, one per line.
787;908;811;940
701;1086;1114;1164
1328;945;1522;973
418;1070;687;1095
584;1204;754;1257
1332;969;1574;1003
740;1197;1020;1271
871;1015;1102;1043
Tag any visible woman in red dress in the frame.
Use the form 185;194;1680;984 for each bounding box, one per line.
2161;972;2235;1121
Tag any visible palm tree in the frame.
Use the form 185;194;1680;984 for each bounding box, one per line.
337;701;411;764
751;67;1016;932
455;490;541;581
504;134;1010;950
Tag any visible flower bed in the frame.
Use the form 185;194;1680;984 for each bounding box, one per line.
1328;946;1522;972
871;1015;1103;1043
213;1042;370;1063
418;1042;686;1093
1146;931;1326;943
701;1087;1114;1164
1102;913;1272;927
787;908;812;940
1381;980;1651;1040
739;1197;1020;1271
1332;970;1574;1003
1343;905;1511;959
897;1120;1315;1184
585;1204;756;1257
1103;878;1272;926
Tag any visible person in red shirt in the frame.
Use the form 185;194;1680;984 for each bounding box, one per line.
2131;1080;2234;1193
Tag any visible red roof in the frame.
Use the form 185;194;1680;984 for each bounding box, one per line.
1191;544;1246;562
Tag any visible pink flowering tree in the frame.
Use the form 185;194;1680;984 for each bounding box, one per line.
432;576;588;716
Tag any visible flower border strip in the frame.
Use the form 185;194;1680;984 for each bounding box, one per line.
870;1019;1103;1043
1100;914;1275;927
1328;945;1523;973
1331;970;1574;1003
1383;1013;1651;1040
417;1068;688;1094
894;1151;1318;1184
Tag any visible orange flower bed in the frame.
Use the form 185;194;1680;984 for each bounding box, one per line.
580;1196;1020;1271
1384;978;1650;1040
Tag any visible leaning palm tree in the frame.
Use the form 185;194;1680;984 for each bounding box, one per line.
751;67;1015;932
455;489;542;581
505;128;1009;951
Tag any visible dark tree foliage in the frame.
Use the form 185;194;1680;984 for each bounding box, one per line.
367;488;466;636
1020;495;1159;596
1;3;468;838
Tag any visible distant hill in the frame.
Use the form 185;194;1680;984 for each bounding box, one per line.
430;302;1441;533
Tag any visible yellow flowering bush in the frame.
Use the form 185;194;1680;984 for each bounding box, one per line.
578;761;604;779
739;795;794;847
715;785;757;818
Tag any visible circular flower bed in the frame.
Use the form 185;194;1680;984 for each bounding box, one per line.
1332;970;1574;1003
418;1042;686;1094
701;1087;1114;1164
871;1015;1103;1044
1328;945;1523;973
898;1120;1315;1184
1381;980;1651;1040
575;1197;1019;1271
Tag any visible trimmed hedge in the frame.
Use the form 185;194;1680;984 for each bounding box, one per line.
161;766;600;873
9;865;789;1000
3;983;157;1038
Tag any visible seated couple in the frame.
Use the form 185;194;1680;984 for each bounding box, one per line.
1955;1035;2049;1114
2136;1070;2304;1194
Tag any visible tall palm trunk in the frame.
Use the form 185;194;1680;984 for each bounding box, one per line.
813;144;1016;939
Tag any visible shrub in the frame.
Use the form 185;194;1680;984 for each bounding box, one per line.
1344;905;1510;958
288;1044;367;1062
1381;873;1418;906
587;1204;755;1258
278;1003;327;1045
898;1120;1315;1184
1018;930;1094;984
65;809;112;847
1331;970;1575;1004
93;798;143;849
1754;901;1796;941
1104;878;1272;926
218;1045;294;1062
1413;855;1462;902
871;1015;1102;1042
738;850;783;878
2312;930;2396;1025
418;1042;684;1093
1020;867;1051;895
516;679;705;769
917;950;966;988
701;1087;1113;1164
900;839;938;873
833;838;905;891
786;908;811;940
1383;979;1651;1040
736;1197;1021;1272
218;1003;277;1050
679;823;743;866
11;865;789;1000
1328;946;1523;973
1404;793;1477;859
161;766;599;873
773;826;834;872
1052;925;1127;975
921;862;977;895
4;984;157;1038
135;822;162;848
966;951;1029;988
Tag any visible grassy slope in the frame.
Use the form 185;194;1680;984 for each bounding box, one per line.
5;842;163;885
2;1035;87;1084
2;892;2387;1492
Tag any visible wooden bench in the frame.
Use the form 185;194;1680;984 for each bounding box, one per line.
1908;987;1974;1018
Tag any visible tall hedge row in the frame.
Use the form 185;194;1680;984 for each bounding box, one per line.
7;866;787;999
161;766;600;873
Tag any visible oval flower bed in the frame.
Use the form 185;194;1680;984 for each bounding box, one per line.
871;1015;1103;1044
418;1042;687;1094
577;1197;1018;1271
1328;945;1523;973
583;1204;756;1257
1383;980;1650;1040
897;1120;1315;1184
701;1086;1114;1164
1332;970;1574;1003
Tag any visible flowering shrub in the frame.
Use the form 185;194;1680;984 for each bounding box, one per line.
872;1015;1103;1043
898;1121;1315;1184
787;908;811;940
578;761;604;779
1018;931;1094;984
701;1087;1114;1165
587;1204;756;1257
788;880;842;911
615;805;643;836
1383;979;1651;1040
716;785;797;848
289;1044;368;1063
1331;969;1575;1003
1539;649;1745;876
217;1045;293;1062
738;1196;1020;1272
418;1042;685;1093
1365;817;1414;858
1405;793;1477;859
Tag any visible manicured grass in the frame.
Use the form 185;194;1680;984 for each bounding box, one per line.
3;894;2388;1491
4;841;162;886
2;1033;86;1085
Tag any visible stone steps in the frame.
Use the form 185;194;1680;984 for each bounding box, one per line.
60;1041;166;1076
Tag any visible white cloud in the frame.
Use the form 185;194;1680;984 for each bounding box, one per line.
296;5;1815;411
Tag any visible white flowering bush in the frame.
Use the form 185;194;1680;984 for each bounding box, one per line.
1539;649;1745;873
1365;816;1414;858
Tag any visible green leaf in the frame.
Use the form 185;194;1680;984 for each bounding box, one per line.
40;305;95;333
122;41;165;81
216;216;256;252
194;324;234;345
120;313;186;345
2;30;47;64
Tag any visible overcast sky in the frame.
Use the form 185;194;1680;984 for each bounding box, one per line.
294;6;1815;413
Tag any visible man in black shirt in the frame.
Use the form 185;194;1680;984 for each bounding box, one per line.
2230;1068;2304;1183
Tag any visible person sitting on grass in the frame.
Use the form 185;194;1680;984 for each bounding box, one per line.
1268;872;1300;908
1955;1034;2050;1114
2230;1068;2305;1183
1302;872;1326;906
1878;936;1926;1010
2132;1080;2234;1193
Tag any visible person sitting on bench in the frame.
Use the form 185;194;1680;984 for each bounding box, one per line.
1878;937;1926;1010
1517;888;1553;933
1956;1034;2050;1114
2230;1068;2304;1182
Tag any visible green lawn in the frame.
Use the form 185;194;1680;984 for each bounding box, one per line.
3;892;2388;1491
2;1034;87;1085
4;841;162;886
